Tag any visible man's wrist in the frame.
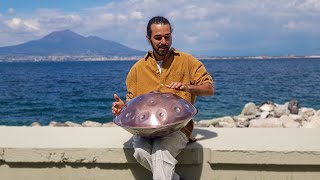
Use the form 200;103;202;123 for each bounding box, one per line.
186;85;192;92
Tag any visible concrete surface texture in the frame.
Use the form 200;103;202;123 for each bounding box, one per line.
0;126;320;180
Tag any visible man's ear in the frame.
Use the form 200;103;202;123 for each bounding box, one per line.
146;34;151;43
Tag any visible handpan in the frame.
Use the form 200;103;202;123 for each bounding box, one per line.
113;91;197;138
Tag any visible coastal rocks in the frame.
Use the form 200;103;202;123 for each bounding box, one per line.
30;100;320;129
30;120;117;127
198;100;320;128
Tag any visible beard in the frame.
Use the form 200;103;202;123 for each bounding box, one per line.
151;42;170;58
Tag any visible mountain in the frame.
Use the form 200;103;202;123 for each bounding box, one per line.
0;30;145;56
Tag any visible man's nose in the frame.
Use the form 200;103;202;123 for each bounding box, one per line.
160;37;167;44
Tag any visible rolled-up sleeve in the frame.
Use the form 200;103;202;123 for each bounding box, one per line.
126;66;137;101
190;57;213;86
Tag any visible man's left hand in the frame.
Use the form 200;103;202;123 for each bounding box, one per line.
166;82;189;92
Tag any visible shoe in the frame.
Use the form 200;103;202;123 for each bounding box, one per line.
179;177;185;180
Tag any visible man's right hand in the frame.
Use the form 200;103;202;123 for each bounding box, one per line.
112;94;125;116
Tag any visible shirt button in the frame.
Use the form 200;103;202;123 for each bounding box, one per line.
161;84;164;87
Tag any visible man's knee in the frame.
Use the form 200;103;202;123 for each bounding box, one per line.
133;148;151;163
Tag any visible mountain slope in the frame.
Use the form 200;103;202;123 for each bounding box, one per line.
0;30;145;56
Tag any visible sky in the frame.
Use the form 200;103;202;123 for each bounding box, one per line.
0;0;319;56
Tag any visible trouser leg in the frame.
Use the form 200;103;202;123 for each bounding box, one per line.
152;131;189;180
132;135;153;171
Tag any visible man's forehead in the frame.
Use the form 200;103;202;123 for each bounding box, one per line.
150;24;171;34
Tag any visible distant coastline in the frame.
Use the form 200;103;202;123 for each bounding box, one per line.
1;55;320;62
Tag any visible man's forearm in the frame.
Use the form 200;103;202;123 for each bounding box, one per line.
187;83;214;96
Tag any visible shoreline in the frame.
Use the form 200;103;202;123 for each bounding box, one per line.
1;55;320;63
3;99;316;128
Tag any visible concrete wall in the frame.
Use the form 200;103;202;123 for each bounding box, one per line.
0;127;319;180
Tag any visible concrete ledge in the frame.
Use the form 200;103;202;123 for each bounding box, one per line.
0;127;320;180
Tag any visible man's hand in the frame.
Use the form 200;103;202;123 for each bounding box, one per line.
112;94;125;116
166;82;189;92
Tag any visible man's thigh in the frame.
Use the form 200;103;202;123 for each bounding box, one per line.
152;131;189;157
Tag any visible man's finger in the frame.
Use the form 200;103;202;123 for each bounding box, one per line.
114;94;121;102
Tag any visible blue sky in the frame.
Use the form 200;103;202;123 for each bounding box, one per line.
0;0;319;56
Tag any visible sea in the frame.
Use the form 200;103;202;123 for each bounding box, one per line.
0;58;320;126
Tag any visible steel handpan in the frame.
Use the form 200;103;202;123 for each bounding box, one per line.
113;92;197;138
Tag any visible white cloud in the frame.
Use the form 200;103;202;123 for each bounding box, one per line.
8;8;16;15
5;18;40;32
130;11;143;20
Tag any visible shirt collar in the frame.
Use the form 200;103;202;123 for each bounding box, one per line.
144;48;180;61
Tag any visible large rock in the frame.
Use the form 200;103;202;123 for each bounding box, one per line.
259;103;275;112
289;114;304;122
102;122;117;127
299;107;316;121
288;99;299;114
260;111;270;119
249;118;283;128
64;121;82;127
197;119;218;127
211;116;236;128
302;119;320;128
280;115;300;128
241;103;260;116
49;121;68;127
30;122;41;127
82;121;102;127
274;104;290;117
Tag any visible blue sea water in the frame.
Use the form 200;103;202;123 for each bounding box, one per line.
0;58;320;126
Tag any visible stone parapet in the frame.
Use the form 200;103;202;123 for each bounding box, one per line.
0;127;319;180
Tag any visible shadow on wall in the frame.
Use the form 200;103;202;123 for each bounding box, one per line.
123;128;218;180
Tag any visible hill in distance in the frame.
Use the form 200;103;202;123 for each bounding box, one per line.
0;30;145;57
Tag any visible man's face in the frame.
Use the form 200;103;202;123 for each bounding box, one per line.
148;23;172;58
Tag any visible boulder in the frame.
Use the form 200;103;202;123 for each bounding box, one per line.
299;107;316;120
30;122;41;127
212;116;236;128
302;119;320;128
233;115;249;123
259;103;275;112
64;121;82;127
49;121;68;127
289;114;304;122
197;119;218;127
241;102;260;116
102;122;117;127
82;121;102;127
260;111;270;119
288;99;299;114
235;121;250;128
280;115;300;128
249;118;283;128
274;105;290;117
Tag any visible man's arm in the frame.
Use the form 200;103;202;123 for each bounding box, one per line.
166;82;214;96
186;83;214;96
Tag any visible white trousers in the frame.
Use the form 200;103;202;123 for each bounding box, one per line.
132;131;189;180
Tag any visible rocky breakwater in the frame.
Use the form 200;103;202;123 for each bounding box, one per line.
31;120;116;127
31;100;320;128
196;100;320;128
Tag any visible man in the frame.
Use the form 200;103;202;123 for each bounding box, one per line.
112;16;214;180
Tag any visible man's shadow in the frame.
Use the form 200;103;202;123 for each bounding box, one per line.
123;128;217;180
